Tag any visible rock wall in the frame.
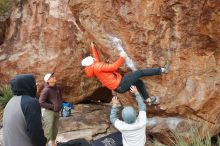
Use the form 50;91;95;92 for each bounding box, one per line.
0;0;220;143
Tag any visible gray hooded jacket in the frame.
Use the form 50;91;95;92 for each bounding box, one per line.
3;74;47;146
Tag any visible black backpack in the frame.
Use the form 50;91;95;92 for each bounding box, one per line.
57;138;91;146
91;132;122;146
56;132;122;146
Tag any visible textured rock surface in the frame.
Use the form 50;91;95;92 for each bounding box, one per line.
0;0;220;144
57;104;114;142
0;0;15;45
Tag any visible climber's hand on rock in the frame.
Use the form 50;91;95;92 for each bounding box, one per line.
111;37;122;45
120;51;127;58
91;42;95;48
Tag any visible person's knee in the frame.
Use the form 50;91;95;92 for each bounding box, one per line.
134;79;144;85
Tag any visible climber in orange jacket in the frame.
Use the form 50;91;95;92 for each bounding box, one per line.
81;42;170;104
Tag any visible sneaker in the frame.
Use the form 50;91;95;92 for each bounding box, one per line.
145;96;160;106
163;61;170;74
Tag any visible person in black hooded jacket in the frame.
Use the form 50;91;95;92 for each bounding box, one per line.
3;74;47;146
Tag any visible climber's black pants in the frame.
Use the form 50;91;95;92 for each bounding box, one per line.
116;68;162;100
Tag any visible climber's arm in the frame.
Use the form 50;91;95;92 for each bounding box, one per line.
100;56;125;72
110;96;120;124
130;86;146;111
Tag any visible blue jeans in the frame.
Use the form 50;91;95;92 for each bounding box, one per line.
116;68;162;100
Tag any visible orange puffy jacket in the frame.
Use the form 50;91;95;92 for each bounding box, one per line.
84;46;125;90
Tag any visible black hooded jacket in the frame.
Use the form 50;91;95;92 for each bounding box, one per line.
3;74;47;146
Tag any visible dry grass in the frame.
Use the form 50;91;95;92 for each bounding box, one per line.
152;123;220;146
169;126;219;146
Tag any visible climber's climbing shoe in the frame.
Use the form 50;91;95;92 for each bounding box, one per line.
145;96;160;106
163;61;170;74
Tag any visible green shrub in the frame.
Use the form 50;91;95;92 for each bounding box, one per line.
217;136;220;146
0;85;13;108
0;0;16;20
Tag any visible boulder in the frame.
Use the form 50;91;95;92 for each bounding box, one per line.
0;0;220;144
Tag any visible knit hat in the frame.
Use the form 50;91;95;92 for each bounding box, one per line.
44;73;54;82
122;106;137;124
81;56;94;66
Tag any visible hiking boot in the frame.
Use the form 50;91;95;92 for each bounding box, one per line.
145;96;160;106
163;61;170;74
